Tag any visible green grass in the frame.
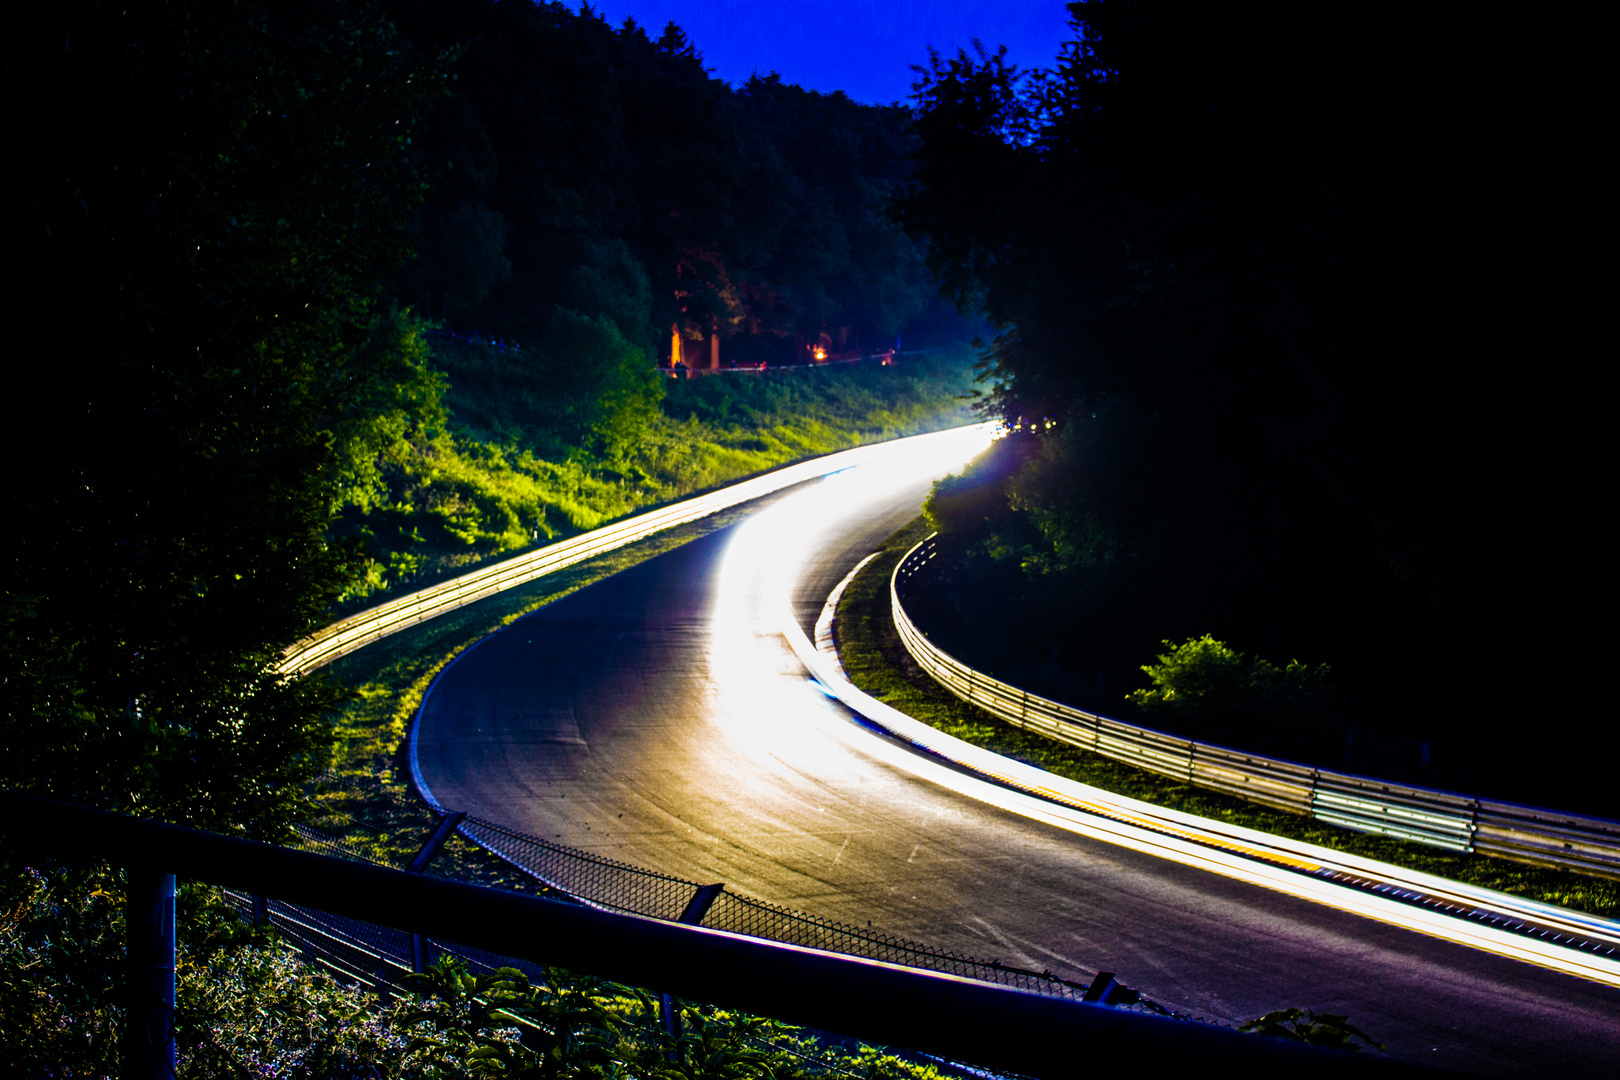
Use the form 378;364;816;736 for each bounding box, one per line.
339;344;979;600
310;349;979;871
836;518;1620;919
308;505;764;889
1;860;960;1079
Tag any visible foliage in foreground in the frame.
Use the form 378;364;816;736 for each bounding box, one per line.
836;518;1620;919
0;859;953;1080
1238;1009;1381;1053
2;856;1396;1075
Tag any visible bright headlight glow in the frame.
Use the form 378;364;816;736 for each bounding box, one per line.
709;424;993;775
707;423;1620;990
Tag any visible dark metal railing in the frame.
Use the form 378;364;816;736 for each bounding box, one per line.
2;791;1439;1079
892;534;1620;876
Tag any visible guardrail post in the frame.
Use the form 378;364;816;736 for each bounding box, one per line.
405;810;467;973
12;793;1540;1074
662;883;726;1042
251;893;268;929
126;867;176;1080
1082;971;1117;1004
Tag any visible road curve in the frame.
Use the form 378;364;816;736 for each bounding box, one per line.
413;431;1618;1077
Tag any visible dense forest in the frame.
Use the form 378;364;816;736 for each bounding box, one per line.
901;3;1609;812
4;0;1606;850
4;1;1610;1071
2;0;973;834
387;0;941;366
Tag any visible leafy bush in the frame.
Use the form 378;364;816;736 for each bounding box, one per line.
1126;635;1344;759
0;863;123;1076
1;861;948;1080
1240;1008;1381;1052
180;945;407;1078
394;958;620;1079
333;344;978;602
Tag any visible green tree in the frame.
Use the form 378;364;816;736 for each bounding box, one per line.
4;0;445;836
381;3;937;370
1127;636;1342;759
900;2;1613;805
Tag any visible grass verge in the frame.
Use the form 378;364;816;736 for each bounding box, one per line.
835;518;1620;919
274;503;1014;1077
335;345;979;603
305;503;764;889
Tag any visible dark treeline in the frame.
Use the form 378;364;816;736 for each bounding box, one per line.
3;5;978;1070
901;2;1608;811
340;0;975;575
8;0;438;834
3;0;968;832
387;0;942;398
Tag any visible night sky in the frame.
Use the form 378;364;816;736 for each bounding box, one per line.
588;1;1076;105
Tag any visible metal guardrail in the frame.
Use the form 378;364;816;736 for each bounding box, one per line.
277;429;988;676
891;535;1620;879
787;554;1620;983
3;793;1430;1078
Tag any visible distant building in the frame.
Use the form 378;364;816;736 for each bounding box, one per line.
669;323;719;377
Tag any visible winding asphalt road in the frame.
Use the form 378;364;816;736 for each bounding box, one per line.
414;436;1618;1077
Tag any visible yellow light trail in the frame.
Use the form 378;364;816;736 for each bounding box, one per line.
709;430;1620;990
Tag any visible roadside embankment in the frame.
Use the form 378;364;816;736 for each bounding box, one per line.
833;517;1620;918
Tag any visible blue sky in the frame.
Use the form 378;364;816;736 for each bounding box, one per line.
587;1;1077;105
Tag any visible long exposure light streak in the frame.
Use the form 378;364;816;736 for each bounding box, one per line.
282;426;999;675
707;430;1620;989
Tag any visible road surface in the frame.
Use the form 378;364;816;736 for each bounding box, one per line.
414;434;1618;1077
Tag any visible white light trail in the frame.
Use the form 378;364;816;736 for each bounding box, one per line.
706;427;1620;990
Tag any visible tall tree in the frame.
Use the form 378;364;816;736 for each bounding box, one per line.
903;2;1607;805
4;0;444;836
382;0;935;372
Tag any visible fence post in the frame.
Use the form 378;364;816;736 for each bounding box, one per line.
662;883;726;1042
405;810;467;974
1082;971;1119;1006
125;867;176;1080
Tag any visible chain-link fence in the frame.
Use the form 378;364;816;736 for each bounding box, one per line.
460;813;1093;1001
459;815;700;923
5;789;1413;1079
217;801;1063;1080
284;780;1198;1022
